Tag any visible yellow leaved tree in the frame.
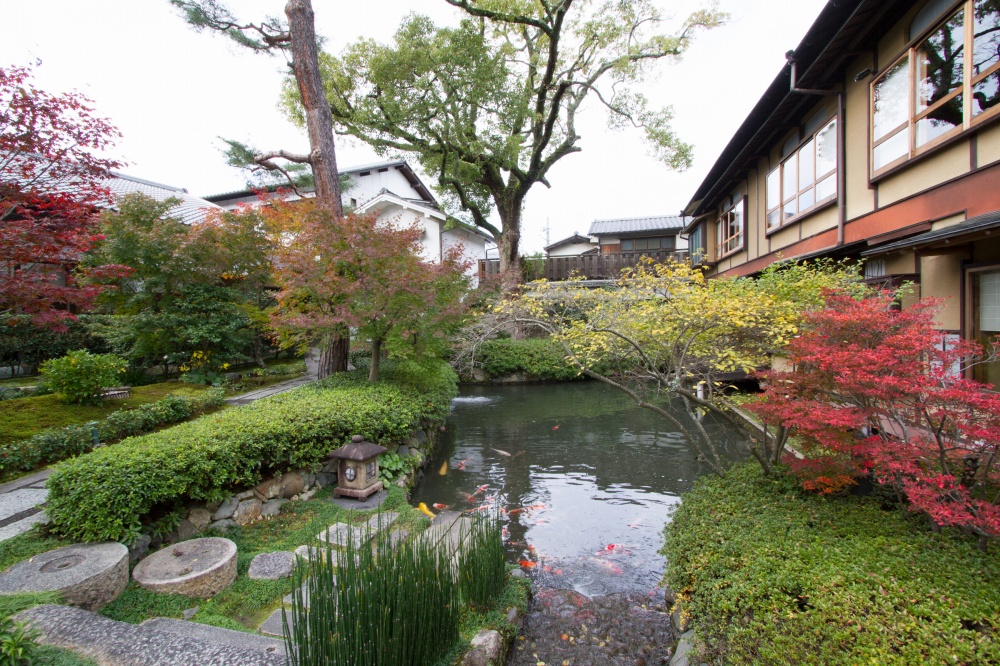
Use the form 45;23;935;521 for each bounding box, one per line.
463;258;863;476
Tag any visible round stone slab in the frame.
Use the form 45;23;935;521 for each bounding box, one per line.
133;537;237;598
0;542;128;610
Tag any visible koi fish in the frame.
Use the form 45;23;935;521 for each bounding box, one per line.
472;484;489;497
438;462;448;476
432;503;449;510
595;559;623;574
456;461;466;470
519;560;537;569
552;425;560;431
463;492;477;503
492;448;512;457
506;508;524;515
627;516;645;529
466;505;490;513
604;543;625;552
417;502;436;519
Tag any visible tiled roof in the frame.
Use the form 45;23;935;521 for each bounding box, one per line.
861;211;1000;256
544;233;596;252
104;173;222;225
588;215;690;236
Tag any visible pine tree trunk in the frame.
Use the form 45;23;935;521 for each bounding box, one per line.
369;338;382;382
317;333;350;379
285;0;349;371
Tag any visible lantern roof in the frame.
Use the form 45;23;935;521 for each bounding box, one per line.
326;435;387;461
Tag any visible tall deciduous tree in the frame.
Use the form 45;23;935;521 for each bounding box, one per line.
267;201;470;382
0;63;128;330
170;0;350;375
286;1;724;282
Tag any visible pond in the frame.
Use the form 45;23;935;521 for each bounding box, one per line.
411;382;741;598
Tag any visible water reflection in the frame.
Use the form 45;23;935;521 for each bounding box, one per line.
411;383;740;597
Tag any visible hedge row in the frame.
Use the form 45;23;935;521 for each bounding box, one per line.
0;389;225;477
473;338;587;381
662;464;1000;664
46;360;458;542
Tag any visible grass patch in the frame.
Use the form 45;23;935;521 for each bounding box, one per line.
663;463;1000;665
0;382;212;444
33;645;98;666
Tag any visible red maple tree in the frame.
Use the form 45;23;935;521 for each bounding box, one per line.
750;290;1000;539
0;64;129;330
267;200;471;381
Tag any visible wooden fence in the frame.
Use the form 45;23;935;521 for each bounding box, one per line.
478;250;690;282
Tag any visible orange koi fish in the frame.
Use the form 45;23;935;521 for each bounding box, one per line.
519;560;537;569
471;484;489;497
432;503;449;510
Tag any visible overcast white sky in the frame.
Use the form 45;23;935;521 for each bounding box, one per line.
4;0;826;253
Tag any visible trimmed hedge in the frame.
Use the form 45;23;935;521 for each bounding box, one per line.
473;338;586;381
46;360;457;542
662;464;1000;665
0;389;225;477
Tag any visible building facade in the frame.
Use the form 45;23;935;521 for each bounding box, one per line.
683;0;1000;386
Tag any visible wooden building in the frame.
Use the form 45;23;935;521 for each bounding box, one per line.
682;0;1000;387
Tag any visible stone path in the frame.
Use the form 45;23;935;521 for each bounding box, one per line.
0;376;316;544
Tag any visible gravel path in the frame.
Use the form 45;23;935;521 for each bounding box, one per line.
507;588;675;666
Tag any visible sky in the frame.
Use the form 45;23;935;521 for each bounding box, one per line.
4;0;827;253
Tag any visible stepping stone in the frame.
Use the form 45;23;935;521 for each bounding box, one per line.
315;523;365;547
18;604;284;665
141;617;286;656
386;529;409;549
0;488;48;522
133;537;237;598
247;551;295;580
364;511;398;533
328;489;388;511
283;581;311;609
0;542;128;611
258;607;294;637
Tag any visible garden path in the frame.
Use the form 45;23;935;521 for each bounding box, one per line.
0;377;316;544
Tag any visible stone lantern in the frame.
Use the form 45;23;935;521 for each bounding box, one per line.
326;435;387;501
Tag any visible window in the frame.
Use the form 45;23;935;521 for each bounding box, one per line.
871;0;1000;175
766;118;838;229
972;268;1000;388
717;197;744;257
620;236;674;252
366;460;377;482
689;224;705;264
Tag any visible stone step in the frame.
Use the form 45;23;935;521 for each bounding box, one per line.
258;606;294;637
140;617;286;656
17;604;285;665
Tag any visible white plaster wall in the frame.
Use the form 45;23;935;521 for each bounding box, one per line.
547;241;598;257
371;204;443;263
346;169;420;206
442;228;489;286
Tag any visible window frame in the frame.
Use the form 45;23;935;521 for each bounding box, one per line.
716;196;745;259
766;116;839;233
870;0;1000;177
619;236;676;253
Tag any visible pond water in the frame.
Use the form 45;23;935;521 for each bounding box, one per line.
411;382;740;598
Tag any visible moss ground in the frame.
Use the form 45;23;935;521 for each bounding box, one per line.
663;463;1000;665
0;383;213;444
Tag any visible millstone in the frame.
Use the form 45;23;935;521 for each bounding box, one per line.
0;542;128;610
133;537;237;598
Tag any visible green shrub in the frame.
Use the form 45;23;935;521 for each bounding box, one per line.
46;361;457;542
662;463;1000;665
474;338;584;381
40;351;127;405
0;616;38;665
0;389;224;477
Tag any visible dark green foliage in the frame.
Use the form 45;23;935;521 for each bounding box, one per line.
46;361;457;542
0;315;109;378
0;615;39;665
662;463;1000;665
39;351;127;405
474;338;589;381
286;523;458;665
0;389;224;477
458;512;507;611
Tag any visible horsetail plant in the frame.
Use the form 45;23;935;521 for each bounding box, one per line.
457;510;507;611
283;511;462;665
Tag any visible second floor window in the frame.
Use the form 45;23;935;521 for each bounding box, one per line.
717;197;745;258
766;118;838;229
871;0;1000;175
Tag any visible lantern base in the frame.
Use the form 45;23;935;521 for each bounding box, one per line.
334;481;384;501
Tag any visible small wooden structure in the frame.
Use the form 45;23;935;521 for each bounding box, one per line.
326;435;387;501
101;386;131;400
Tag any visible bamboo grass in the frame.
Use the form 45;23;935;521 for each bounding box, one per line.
458;511;507;611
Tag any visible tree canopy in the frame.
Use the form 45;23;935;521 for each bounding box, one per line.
283;0;724;278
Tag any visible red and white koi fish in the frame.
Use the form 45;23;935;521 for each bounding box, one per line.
552;425;560;431
594;559;623;575
471;484;489;497
432;503;449;510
